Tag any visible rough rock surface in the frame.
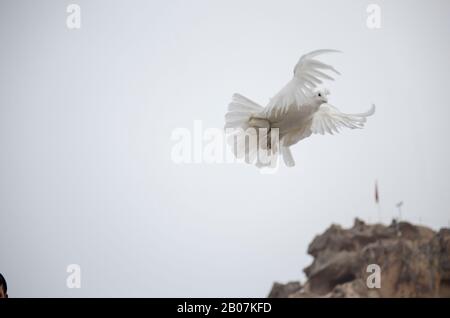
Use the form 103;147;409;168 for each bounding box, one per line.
268;219;450;298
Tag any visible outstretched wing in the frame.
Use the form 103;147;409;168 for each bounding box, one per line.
310;103;376;135
265;49;340;117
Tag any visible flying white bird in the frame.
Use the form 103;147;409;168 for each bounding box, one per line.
224;49;375;167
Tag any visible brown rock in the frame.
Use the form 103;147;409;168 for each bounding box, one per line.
268;218;450;298
267;281;302;298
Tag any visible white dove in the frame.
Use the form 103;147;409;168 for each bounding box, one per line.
224;49;375;167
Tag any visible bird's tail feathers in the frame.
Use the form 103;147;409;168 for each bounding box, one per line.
225;94;277;166
224;94;265;129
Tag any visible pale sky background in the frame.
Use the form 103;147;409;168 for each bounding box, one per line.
0;0;449;297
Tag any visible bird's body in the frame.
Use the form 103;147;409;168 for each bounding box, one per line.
269;99;320;144
225;49;375;167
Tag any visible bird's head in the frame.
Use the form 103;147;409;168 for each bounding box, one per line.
315;88;330;104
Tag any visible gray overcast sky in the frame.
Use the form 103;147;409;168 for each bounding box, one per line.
0;0;449;297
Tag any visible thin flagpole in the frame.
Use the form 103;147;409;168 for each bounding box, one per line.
375;180;381;223
396;201;403;222
377;201;381;223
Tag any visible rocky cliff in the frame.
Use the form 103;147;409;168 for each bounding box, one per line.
268;219;450;298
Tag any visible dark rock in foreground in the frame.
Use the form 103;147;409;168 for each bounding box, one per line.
268;219;450;298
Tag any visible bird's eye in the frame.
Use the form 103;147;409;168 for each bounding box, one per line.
318;93;321;97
